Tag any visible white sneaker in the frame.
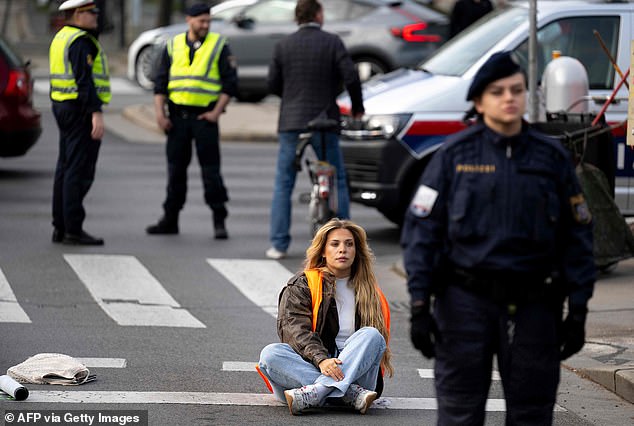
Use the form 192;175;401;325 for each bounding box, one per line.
265;247;286;259
284;385;321;415
342;384;378;414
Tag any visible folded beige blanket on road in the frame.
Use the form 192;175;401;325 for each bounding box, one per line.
7;353;94;385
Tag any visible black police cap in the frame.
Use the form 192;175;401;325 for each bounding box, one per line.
187;3;210;17
466;51;523;101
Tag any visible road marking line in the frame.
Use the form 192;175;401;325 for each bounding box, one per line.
75;358;127;368
64;254;205;328
222;361;256;372
24;391;552;411
418;368;501;381
0;268;31;323
207;259;292;317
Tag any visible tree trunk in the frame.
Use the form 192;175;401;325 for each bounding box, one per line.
157;0;173;27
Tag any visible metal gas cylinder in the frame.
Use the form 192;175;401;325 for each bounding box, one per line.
541;56;589;114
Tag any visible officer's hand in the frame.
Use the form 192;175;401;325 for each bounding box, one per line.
157;115;172;132
198;110;221;123
91;112;104;140
410;302;441;359
559;305;587;360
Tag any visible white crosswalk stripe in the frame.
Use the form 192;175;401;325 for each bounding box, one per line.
22;391;541;411
64;254;205;328
418;368;501;381
0;267;31;323
207;258;292;317
33;77;146;96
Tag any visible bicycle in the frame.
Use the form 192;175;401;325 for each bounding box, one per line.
294;118;340;236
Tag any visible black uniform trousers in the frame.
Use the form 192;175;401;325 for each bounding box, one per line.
163;111;229;219
434;284;561;426
52;101;101;235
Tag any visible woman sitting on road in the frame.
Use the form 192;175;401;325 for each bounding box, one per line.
257;218;393;415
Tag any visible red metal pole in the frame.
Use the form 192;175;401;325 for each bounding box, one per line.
592;68;630;127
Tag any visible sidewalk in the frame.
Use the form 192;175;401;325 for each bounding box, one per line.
119;100;279;143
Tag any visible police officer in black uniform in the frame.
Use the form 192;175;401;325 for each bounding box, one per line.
146;3;237;239
401;51;596;425
50;0;111;245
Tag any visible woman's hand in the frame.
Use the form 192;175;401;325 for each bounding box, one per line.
319;358;344;381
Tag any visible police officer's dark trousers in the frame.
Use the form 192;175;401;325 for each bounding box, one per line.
433;284;560;426
163;110;228;221
52;101;101;235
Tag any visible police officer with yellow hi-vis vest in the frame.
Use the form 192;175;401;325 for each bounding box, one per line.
147;3;238;240
50;0;110;246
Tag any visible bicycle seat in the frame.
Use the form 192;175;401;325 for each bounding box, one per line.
307;118;339;131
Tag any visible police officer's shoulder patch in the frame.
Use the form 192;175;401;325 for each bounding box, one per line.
228;55;237;69
409;185;438;218
570;193;592;224
86;54;94;66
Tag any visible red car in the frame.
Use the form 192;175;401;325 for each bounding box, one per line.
0;36;41;157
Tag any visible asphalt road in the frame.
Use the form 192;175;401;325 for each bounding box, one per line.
0;86;632;425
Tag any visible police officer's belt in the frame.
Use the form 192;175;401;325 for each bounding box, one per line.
451;268;553;304
169;104;212;119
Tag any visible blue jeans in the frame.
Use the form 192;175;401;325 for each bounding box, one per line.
258;327;386;403
269;131;350;252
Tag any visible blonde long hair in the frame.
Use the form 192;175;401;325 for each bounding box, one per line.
303;219;394;377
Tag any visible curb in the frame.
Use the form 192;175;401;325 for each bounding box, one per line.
121;103;279;143
576;366;634;404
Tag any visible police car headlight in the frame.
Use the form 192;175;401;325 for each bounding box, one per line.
341;114;411;140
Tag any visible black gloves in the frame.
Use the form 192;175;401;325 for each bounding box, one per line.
559;305;588;360
410;302;441;359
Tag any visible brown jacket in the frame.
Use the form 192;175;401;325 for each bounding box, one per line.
277;270;340;368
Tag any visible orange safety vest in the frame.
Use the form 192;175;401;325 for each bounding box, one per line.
304;269;391;336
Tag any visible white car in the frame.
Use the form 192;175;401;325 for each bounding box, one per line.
338;0;634;224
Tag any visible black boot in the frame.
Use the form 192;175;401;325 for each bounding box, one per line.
146;213;179;235
63;230;104;246
212;205;228;240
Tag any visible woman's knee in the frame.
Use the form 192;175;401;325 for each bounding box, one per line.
259;343;293;367
354;327;386;349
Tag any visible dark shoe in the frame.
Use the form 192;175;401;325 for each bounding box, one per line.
212;208;228;239
146;218;179;235
52;228;64;243
214;221;228;239
62;231;104;246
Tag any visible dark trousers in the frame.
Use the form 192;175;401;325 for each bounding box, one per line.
52;102;101;235
163;113;228;218
434;285;561;426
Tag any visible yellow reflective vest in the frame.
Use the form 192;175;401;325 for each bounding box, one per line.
49;26;111;104
167;32;226;107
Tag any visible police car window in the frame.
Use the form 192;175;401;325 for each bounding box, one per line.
420;7;527;76
514;16;619;90
243;0;295;23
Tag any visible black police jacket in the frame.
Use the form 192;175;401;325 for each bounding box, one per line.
401;121;595;307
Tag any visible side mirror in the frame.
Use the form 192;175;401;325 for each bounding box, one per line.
233;14;255;29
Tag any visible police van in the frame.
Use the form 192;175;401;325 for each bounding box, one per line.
338;0;634;225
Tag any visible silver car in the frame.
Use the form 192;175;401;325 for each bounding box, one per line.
127;0;449;102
